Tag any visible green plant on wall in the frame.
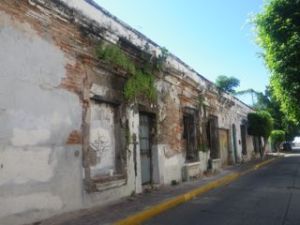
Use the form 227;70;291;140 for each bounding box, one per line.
140;44;169;72
155;47;169;71
95;42;162;102
95;43;136;75
124;70;157;102
198;143;208;152
197;95;205;109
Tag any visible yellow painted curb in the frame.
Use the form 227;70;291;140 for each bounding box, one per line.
113;173;240;225
113;157;277;225
254;158;276;170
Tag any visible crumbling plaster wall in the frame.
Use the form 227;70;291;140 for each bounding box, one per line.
0;9;83;225
219;101;255;162
155;72;202;183
155;69;255;181
57;0;255;174
216;99;254;162
0;0;255;224
0;2;139;225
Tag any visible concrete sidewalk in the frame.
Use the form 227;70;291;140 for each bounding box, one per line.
27;158;277;225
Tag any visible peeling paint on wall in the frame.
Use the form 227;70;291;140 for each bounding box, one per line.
0;1;256;225
89;103;116;177
0;192;63;218
0;147;57;186
0;6;82;225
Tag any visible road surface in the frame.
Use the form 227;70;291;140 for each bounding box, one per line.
144;153;300;225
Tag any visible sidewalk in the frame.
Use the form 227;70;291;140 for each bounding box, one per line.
28;158;277;225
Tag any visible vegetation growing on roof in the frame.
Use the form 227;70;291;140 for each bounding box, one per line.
95;43;136;75
155;47;169;71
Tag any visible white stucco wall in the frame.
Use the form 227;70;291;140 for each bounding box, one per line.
0;11;83;225
0;1;255;224
0;10;143;225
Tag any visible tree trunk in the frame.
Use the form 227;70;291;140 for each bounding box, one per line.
262;137;268;159
275;142;280;152
258;137;263;159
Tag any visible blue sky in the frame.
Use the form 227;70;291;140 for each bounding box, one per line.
94;0;268;105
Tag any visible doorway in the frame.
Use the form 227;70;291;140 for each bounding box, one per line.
207;115;220;159
219;129;229;166
139;113;153;185
183;112;198;162
240;124;247;155
232;124;238;163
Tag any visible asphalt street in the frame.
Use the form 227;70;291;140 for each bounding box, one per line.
144;153;300;225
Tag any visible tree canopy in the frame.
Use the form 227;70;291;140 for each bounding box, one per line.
255;0;300;122
248;111;273;157
271;130;285;151
215;75;240;93
248;111;273;139
253;87;299;140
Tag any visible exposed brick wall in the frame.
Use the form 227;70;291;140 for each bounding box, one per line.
0;1;97;99
66;130;82;144
0;0;254;175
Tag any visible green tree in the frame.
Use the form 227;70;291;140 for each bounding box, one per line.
215;75;240;93
247;111;273;158
253;87;299;141
235;88;260;106
255;0;300;122
253;88;283;129
271;130;285;152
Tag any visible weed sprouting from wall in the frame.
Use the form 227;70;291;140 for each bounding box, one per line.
95;42;167;102
155;47;169;71
95;43;136;75
124;70;157;102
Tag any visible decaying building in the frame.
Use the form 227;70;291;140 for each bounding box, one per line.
0;1;255;224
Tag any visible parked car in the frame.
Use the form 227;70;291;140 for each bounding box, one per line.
280;141;292;151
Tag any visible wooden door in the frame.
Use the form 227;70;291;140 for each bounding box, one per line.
219;129;229;166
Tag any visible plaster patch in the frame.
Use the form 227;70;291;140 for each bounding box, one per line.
11;128;50;146
0;13;81;146
90;83;109;97
164;153;181;166
0;147;57;186
0;17;65;89
50;111;72;127
0;192;63;218
164;152;184;183
89;103;116;176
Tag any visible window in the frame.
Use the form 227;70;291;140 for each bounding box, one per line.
88;97;126;184
183;108;199;162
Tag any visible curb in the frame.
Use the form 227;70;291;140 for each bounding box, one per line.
113;158;277;225
253;158;276;170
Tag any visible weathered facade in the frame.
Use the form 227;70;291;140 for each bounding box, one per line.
0;1;255;224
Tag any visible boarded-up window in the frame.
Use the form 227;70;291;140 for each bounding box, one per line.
183;108;199;162
207;115;220;159
89;103;116;178
88;97;126;182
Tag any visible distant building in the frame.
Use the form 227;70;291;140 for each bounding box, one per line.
292;137;300;148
